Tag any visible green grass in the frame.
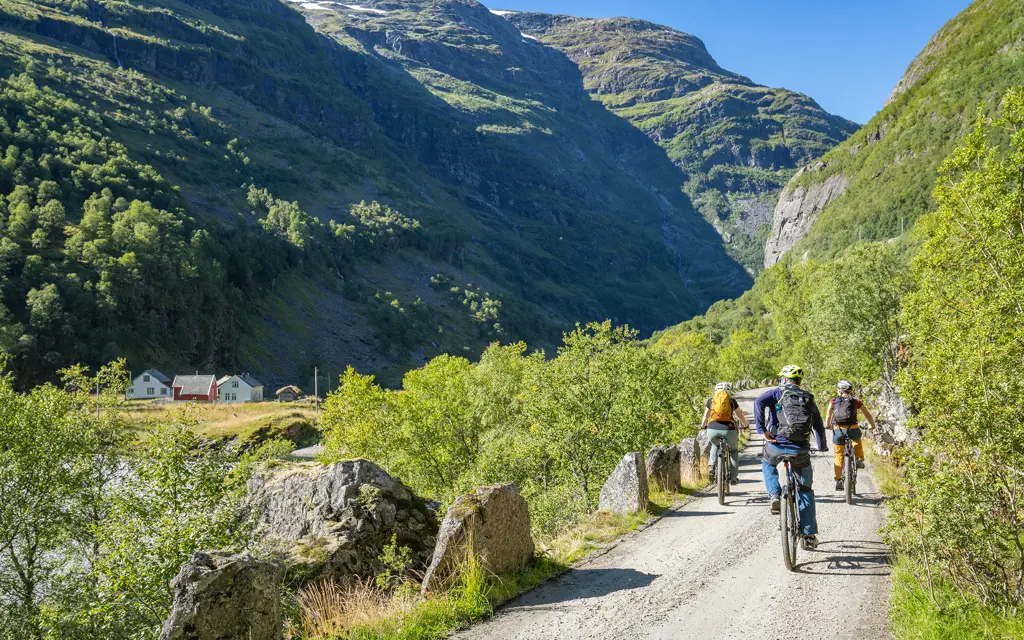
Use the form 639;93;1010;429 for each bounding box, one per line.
890;562;1024;640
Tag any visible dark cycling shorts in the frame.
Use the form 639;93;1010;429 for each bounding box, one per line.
762;441;811;470
832;426;862;445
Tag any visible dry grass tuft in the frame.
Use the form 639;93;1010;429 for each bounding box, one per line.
298;579;416;638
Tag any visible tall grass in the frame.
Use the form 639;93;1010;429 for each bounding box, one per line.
890;562;1024;640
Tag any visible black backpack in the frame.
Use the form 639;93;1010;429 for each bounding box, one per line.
832;396;857;426
776;386;814;441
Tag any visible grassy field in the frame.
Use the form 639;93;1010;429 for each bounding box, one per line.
123;399;321;447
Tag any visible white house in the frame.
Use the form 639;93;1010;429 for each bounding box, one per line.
127;369;173;400
216;374;265;404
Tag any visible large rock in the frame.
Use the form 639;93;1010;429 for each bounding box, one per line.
421;483;533;593
247;459;438;584
645;445;681;493
161;551;282;640
678;438;701;484
697;429;713;461
598;452;648;515
764;169;851;267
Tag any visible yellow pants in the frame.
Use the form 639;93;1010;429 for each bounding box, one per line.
833;440;864;481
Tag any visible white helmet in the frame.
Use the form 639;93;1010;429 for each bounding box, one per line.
836;380;853;392
715;382;732;392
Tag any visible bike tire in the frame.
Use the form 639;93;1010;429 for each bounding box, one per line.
724;446;732;496
781;491;798;571
845;448;855;504
717;451;726;505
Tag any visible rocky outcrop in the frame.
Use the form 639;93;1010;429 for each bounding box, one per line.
871;385;920;454
763;170;852;268
421;484;534;593
598;452;649;515
678;438;701;483
160;551;282;640
246;460;437;584
645;445;681;493
696;429;713;462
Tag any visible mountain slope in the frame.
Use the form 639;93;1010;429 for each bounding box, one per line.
0;0;760;385
764;0;1024;267
501;11;859;272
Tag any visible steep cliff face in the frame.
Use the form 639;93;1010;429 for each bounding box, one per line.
763;169;851;267
500;11;859;273
762;0;1024;266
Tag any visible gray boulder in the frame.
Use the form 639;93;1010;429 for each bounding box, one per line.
598;452;649;515
696;429;713;461
247;459;437;584
161;551;282;640
678;437;701;484
645;445;681;493
421;483;534;593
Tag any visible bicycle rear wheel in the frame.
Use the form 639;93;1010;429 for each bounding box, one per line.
717;449;726;505
844;446;855;504
781;490;798;571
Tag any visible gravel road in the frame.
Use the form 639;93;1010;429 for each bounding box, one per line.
454;388;892;640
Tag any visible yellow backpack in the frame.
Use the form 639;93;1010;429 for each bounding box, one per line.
710;390;733;423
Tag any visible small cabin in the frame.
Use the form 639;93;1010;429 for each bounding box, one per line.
276;385;302;403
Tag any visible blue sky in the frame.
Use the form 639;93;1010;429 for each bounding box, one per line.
490;0;972;124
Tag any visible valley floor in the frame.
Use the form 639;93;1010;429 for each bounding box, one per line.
455;389;892;640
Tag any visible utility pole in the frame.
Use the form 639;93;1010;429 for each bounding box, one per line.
314;366;319;416
96;378;100;418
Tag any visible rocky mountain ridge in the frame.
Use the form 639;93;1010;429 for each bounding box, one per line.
499;10;859;272
761;0;1024;267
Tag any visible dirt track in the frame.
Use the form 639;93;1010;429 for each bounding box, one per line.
454;388;892;640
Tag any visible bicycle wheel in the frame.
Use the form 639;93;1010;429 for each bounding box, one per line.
844;446;855;504
717;449;726;505
781;490;798;571
724;446;732;496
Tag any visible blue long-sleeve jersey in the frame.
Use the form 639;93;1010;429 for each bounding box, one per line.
754;385;827;450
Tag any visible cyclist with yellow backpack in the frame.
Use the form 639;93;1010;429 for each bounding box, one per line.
700;382;749;485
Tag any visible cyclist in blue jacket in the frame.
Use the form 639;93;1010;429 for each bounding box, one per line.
754;365;827;550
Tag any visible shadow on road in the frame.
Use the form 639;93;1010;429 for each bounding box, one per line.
516;568;658;607
796;540;891;576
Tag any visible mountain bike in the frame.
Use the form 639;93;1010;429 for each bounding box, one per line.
779;455;801;571
715;436;732;505
839;430;858;504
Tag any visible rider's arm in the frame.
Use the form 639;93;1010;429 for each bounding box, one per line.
824;399;834;430
859;402;878;430
734;406;749;429
700;405;710;428
753;388;779;435
810;400;827;451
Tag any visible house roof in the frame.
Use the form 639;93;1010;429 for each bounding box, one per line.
276;385;302;395
240;374;263;388
172;375;217;396
217;374;264;388
138;369;171;385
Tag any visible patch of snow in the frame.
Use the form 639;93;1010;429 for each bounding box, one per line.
343;4;389;14
521;32;538;41
302;2;335;10
490;9;516;16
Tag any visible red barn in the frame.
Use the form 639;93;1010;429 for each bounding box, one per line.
171;374;218;402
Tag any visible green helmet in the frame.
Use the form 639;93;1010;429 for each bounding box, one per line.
779;364;804;380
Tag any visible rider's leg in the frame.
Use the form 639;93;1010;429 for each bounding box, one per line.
706;428;727;478
850;427;865;466
761;442;782;498
832;428;846;481
795;462;818;536
726;428;740;481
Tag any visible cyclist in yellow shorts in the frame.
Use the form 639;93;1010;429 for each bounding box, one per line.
824;380;878;491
